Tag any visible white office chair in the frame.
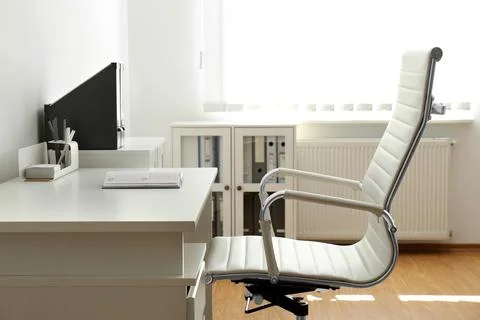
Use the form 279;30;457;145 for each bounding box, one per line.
205;47;443;319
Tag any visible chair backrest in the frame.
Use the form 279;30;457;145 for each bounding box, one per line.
350;48;443;287
361;48;443;211
247;48;443;288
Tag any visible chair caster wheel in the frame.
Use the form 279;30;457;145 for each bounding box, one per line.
253;294;263;305
244;289;263;305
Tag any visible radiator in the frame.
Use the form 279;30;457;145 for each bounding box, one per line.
295;138;452;241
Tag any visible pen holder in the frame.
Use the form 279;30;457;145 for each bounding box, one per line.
45;140;79;180
19;141;79;180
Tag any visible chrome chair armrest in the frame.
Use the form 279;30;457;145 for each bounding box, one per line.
283;190;384;217
259;168;362;222
260;168;361;195
259;168;361;204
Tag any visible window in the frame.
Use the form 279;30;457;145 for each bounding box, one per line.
203;0;479;113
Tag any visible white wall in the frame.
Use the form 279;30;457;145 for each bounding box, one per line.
127;0;205;139
0;0;127;182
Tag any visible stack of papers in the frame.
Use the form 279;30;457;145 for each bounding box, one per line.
102;170;183;189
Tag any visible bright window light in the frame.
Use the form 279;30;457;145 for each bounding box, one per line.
306;294;323;302
333;294;376;302
306;294;376;302
398;295;480;303
204;0;480;111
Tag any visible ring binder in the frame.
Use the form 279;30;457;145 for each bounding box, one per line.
252;136;266;183
266;136;277;183
277;136;286;183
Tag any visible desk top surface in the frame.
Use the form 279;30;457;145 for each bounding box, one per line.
0;168;216;233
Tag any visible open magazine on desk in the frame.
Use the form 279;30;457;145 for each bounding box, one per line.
102;170;183;189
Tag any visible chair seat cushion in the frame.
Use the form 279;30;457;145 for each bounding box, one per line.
205;235;390;284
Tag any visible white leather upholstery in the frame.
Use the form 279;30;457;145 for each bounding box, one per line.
362;50;431;207
206;215;392;284
205;48;439;289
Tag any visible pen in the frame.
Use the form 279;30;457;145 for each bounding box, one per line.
50;117;60;163
48;120;55;139
57;144;69;166
52;117;58;140
57;127;76;166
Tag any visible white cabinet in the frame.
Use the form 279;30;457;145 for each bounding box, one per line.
79;137;165;168
171;122;296;238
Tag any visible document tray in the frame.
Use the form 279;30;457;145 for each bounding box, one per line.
102;170;183;189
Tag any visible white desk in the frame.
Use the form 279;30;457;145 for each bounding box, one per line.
0;168;216;320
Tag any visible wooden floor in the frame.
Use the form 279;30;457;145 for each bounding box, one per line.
212;252;480;319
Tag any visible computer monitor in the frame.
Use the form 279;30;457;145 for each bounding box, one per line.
44;62;125;150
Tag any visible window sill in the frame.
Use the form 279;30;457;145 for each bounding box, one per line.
296;110;475;124
210;110;475;125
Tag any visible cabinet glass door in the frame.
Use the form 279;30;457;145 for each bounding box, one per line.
234;127;295;237
179;135;223;182
172;127;232;236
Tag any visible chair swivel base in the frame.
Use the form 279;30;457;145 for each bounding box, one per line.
235;280;339;318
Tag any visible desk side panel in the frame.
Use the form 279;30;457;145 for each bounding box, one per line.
184;193;212;244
